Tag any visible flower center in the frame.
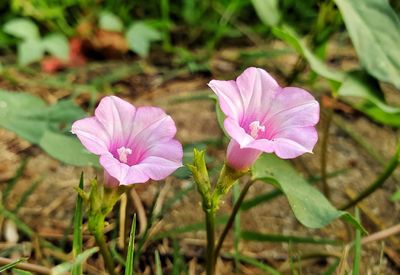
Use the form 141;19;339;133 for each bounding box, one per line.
117;146;132;163
249;120;265;138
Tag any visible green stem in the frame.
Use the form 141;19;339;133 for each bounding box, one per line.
340;142;400;210
205;208;216;275
90;215;116;275
213;179;254;266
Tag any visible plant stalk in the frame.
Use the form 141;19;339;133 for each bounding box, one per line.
213;179;254;266
205;208;216;275
91;215;116;275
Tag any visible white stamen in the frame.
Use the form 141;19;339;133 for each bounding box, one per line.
249;121;265;138
117;146;132;163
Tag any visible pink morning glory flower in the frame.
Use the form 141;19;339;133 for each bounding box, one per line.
71;96;183;186
209;67;319;171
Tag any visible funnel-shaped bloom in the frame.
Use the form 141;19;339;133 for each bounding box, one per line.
209;67;319;171
71;96;183;186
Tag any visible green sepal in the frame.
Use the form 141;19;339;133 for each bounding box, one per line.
188;148;212;210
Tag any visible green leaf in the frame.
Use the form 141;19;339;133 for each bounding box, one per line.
272;26;345;83
12;269;33;275
125;214;136;275
0;258;27;272
18;39;44;65
99;11;124;32
72;173;84;275
0;90;97;167
252;154;366;232
0;90;47;143
241;169;348;211
42;33;69;60
251;0;281;27
241;230;340;245
334;0;400;89
52;247;99;275
39;130;100;167
126;22;161;57
3;18;39;40
338;71;400;127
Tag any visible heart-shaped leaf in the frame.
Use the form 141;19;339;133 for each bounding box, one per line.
252;154;366;232
126;22;161;57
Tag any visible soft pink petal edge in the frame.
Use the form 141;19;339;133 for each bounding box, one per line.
71;117;110;155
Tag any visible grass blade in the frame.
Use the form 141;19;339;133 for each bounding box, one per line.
172;240;184;275
155;250;163;275
72;172;84;275
228;253;279;275
125;214;137;275
241;231;340;245
151;216;228;240
52;247;99;275
0;258;27;272
352;208;362;275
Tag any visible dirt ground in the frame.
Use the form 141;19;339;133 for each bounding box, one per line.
1;41;400;274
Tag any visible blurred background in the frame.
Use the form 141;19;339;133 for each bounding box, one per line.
1;0;400;274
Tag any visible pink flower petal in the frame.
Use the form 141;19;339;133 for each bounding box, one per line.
72;96;183;186
236;67;279;122
71;117;110;155
224;117;254;147
126;106;172;145
141;139;183;162
100;154;150;185
94;96;136;148
244;138;275;153
128;114;178;164
263;87;320;137
208;80;243;121
135;156;183;181
272;126;318;159
226;139;262;170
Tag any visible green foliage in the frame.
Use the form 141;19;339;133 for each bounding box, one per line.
241;230;339;245
17;39;44;66
272;25;345;83
99;11;124;32
0;90;99;167
338;71;400;127
125;214;136;275
334;0;400;89
155;250;163;275
72;173;84;275
231;253;279;275
42;33;69;60
251;0;281;27
3;18;69;65
52;247;99;274
126;22;161;57
39;130;99;167
252;154;366;232
3;18;39;40
0;258;27;272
